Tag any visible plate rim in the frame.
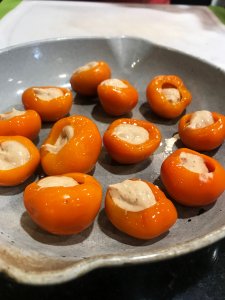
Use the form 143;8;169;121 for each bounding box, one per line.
1;223;225;285
0;36;224;285
0;35;224;73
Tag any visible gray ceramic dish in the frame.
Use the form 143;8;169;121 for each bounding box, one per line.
0;37;224;285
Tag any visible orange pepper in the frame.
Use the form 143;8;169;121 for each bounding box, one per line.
23;173;102;235
178;112;225;151
146;75;192;119
160;148;225;207
70;61;111;96
103;118;161;164
0;136;40;186
40;115;102;175
105;179;177;240
97;79;138;116
0;108;41;140
22;86;73;122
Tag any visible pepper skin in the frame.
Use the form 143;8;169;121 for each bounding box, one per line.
178;112;225;151
0;109;41;140
40;115;102;175
160;148;225;207
105;179;177;240
97;79;138;116
24;173;102;235
146;75;192;119
22;86;73;122
103;118;161;164
70;61;111;96
0;136;40;186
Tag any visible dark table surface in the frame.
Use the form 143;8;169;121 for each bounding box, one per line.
1;237;225;300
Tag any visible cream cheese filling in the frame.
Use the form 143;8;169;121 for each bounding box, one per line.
0;141;30;170
160;87;180;103
74;61;98;74
179;151;213;182
109;179;156;212
100;78;128;89
0;108;25;120
43;125;74;154
33;87;64;101
38;176;78;188
112;123;149;145
187;110;214;129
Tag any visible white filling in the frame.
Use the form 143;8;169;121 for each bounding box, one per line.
179;152;213;182
74;61;98;74
100;78;128;89
187;110;214;129
0;141;30;170
160;87;180;102
33;87;64;101
0;108;25;120
112;124;149;145
43;125;74;154
164;133;180;154
109;179;156;212
38;176;78;188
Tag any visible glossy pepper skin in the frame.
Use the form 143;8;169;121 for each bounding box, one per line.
70;61;111;96
103;118;161;164
40;115;102;175
24;173;102;235
0;136;40;186
105;179;177;240
161;148;225;207
178;112;225;151
97;79;138;116
22;86;73;122
0;109;41;140
146;75;192;119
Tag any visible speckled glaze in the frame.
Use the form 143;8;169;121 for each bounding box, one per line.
0;37;224;285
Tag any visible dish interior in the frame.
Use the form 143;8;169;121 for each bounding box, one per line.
0;37;224;282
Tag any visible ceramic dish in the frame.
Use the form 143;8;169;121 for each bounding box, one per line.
0;37;224;285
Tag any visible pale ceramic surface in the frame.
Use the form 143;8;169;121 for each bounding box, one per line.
1;2;225;70
0;37;224;285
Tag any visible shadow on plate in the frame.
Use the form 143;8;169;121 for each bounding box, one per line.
40;121;56;130
32;136;40;147
175;202;215;220
174;139;221;157
0;174;37;196
91;103;133;124
153;175;165;191
98;147;152;175
97;209;168;247
74;94;99;106
202;147;221;157
139;102;186;125
20;211;93;246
